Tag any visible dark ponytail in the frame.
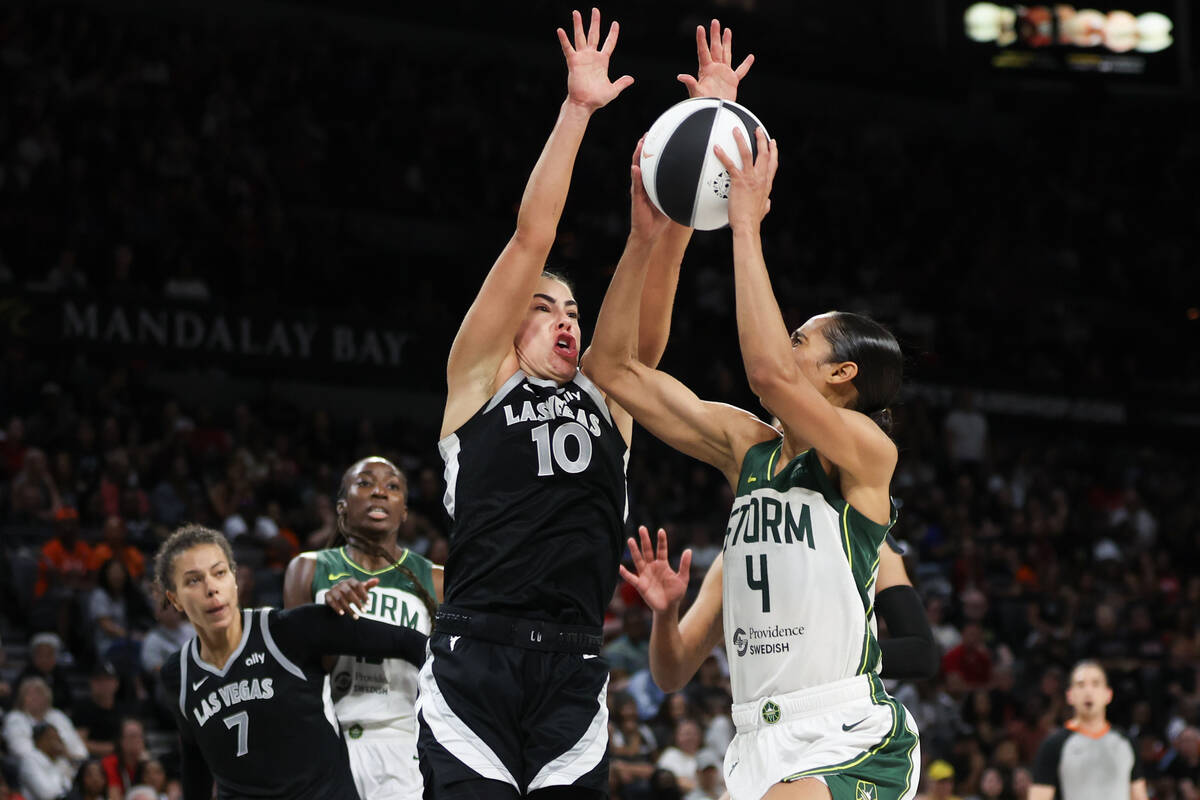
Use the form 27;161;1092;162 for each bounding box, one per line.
820;312;902;436
329;460;438;621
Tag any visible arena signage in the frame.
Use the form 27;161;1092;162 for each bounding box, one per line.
4;294;413;373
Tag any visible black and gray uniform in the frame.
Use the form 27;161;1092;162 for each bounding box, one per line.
1032;722;1143;800
418;370;628;798
161;606;426;800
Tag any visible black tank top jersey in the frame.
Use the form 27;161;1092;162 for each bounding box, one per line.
439;369;629;626
162;609;356;800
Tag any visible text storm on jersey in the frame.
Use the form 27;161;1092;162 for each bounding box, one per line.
724;492;817;551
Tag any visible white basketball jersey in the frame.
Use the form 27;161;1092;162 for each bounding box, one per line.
722;441;894;704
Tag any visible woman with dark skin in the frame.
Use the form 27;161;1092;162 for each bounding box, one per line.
284;456;442;799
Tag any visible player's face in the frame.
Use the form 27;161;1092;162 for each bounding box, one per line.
1066;664;1112;720
514;277;581;384
170;544;238;634
342;459;407;536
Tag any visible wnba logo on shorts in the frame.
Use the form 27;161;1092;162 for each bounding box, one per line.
855;780;878;800
733;628;748;657
760;700;781;725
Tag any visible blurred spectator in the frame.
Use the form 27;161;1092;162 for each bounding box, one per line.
65;760;107;800
10;449;61;522
604;607;652;677
15;633;75;714
656;718;704;794
1157;726;1200;789
609;691;658;797
683;749;724;800
942;622;993;694
2;677;88;763
100;719;147;800
17;723;75;800
139;602;192;678
943;392;988;473
73;663;125;758
87;561;148;679
918;759;961;800
87;518;145;582
131;759;169;800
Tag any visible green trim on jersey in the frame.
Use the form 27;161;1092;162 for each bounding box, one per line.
736;439;897;676
308;546;436;601
781;673;919;800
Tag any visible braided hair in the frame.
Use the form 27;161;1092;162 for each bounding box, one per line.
327;457;438;621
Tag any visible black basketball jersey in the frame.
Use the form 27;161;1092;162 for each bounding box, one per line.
439;369;629;626
162;609;357;800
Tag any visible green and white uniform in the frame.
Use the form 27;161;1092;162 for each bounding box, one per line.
309;547;436;800
720;441;919;800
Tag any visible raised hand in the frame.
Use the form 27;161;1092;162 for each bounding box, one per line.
324;577;379;619
557;8;634;112
678;19;755;102
713;127;778;233
618;526;693;614
630;138;670;239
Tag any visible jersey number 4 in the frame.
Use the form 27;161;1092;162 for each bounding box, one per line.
531;422;592;476
223;711;249;757
746;554;770;613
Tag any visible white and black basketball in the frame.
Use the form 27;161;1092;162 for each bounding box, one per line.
640;97;768;231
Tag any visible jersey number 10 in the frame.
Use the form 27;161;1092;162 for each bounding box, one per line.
531;422;593;476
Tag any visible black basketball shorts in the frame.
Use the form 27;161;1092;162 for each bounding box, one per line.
416;628;610;799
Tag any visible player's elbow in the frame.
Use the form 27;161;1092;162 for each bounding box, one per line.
744;362;798;407
650;664;689;695
511;222;556;256
580;347;633;389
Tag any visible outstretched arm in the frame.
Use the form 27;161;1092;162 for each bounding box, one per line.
272;605;427;670
619;527;723;693
716;129;896;491
636;20;754;367
444;9;633;435
582;142;774;485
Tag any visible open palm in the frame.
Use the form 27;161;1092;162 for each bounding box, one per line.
618;526;692;613
678;19;755;102
557;8;634;111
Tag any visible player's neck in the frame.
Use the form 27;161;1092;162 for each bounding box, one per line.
196;614;244;670
346;540;402;571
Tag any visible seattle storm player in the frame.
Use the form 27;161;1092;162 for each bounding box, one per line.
284;457;441;800
156;525;426;800
585;130;920;799
418;11;753;799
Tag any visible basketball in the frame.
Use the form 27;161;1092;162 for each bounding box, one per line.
639;97;768;230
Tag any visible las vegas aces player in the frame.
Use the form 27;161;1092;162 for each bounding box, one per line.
156;525;427;799
414;8;725;798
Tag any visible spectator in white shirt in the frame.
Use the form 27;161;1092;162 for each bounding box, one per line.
3;677;87;763
19;722;74;800
657;718;704;793
684;749;726;800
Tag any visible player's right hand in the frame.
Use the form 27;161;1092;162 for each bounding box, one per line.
324;577;379;619
678;19;754;102
618;526;692;614
558;8;634;112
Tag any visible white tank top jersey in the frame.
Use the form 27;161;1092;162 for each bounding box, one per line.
722;441;895;705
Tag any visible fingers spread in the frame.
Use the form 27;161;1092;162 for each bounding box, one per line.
696;25;712;65
722;27;733;65
734;53;755;79
587;7;601;48
656;528;669;562
678;548;693;578
572;9;586;51
600;20;619;54
709;19;723;62
556;27;573;57
628;536;645;571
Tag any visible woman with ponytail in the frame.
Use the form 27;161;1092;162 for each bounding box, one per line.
283;457;441;800
583;128;923;799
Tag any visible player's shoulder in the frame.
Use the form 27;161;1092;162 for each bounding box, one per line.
160;646;185;692
1039;726;1074;752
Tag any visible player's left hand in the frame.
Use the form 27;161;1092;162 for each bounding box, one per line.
713;127;778;233
678;19;754;102
630;137;670;240
558;8;634;112
324;577;379;619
